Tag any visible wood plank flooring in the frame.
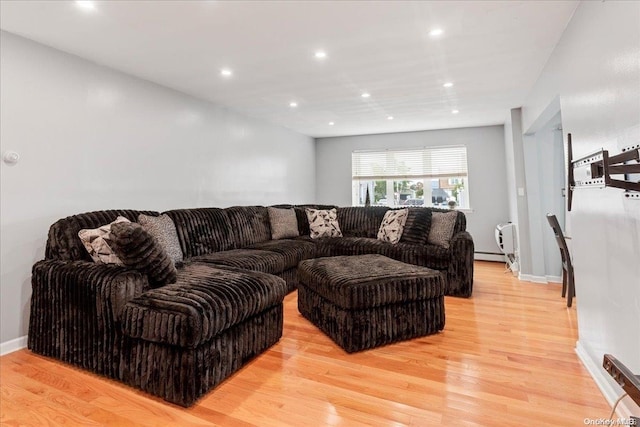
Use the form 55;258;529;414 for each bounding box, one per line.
0;261;610;426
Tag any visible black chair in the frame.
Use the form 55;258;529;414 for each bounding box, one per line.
546;214;575;307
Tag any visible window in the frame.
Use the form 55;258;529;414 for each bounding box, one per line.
352;146;470;209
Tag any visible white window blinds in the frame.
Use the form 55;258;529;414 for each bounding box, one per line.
352;146;468;180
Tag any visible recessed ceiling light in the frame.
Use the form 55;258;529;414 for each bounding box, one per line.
75;1;96;11
315;51;327;59
429;28;444;37
328;122;335;126
220;69;233;77
452;109;459;114
443;82;454;88
361;93;371;98
387;116;394;120
289;102;298;108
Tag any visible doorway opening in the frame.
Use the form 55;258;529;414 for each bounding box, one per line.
523;110;567;281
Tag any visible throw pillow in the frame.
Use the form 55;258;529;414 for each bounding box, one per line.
78;216;131;265
377;209;409;244
267;207;299;240
138;214;183;265
110;221;177;288
400;208;432;245
305;208;343;239
427;211;458;248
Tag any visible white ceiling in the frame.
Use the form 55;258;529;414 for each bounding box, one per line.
0;1;578;138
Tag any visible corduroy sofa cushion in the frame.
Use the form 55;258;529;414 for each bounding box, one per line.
337;206;389;238
224;206;272;247
191;249;287;274
246;239;316;270
297;254;445;310
163;208;236;258
120;263;287;348
400;208;432;245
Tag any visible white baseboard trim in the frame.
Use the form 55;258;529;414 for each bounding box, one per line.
0;335;27;356
518;273;548;283
575;340;639;419
517;274;562;284
474;253;505;262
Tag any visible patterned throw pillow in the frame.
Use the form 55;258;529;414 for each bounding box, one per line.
138;214;183;265
78;216;131;265
110;222;177;288
377;209;409;244
427;211;458;248
268;207;299;240
305;208;343;239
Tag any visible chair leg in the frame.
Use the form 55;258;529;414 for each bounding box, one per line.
561;268;567;298
567;269;575;308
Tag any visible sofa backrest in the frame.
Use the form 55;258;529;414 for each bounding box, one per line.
337;207;390;238
336;206;467;242
224;206;271;247
163;208;236;258
45;209;159;261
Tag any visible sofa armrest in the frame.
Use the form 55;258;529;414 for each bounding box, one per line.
28;260;148;377
447;231;475;297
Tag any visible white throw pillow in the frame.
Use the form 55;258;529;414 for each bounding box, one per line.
305;208;343;239
377;209;409;244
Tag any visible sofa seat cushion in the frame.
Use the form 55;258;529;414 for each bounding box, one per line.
246;240;316;270
315;237;451;270
190;249;287;274
121;263;287;348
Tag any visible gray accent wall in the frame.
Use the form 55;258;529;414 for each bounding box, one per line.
315;126;509;256
0;32;316;346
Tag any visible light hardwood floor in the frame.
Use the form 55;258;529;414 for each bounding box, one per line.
1;261;610;426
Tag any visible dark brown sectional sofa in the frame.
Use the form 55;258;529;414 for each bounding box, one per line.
29;204;474;406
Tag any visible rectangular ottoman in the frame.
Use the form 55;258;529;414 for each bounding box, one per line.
297;254;445;353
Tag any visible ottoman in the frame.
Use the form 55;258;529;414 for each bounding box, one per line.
297;254;446;353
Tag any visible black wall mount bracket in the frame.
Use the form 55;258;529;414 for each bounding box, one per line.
567;133;640;211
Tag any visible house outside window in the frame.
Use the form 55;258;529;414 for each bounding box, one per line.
352;146;470;209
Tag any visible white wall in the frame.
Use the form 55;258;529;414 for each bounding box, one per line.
0;32;316;347
520;1;640;416
315;126;509;255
